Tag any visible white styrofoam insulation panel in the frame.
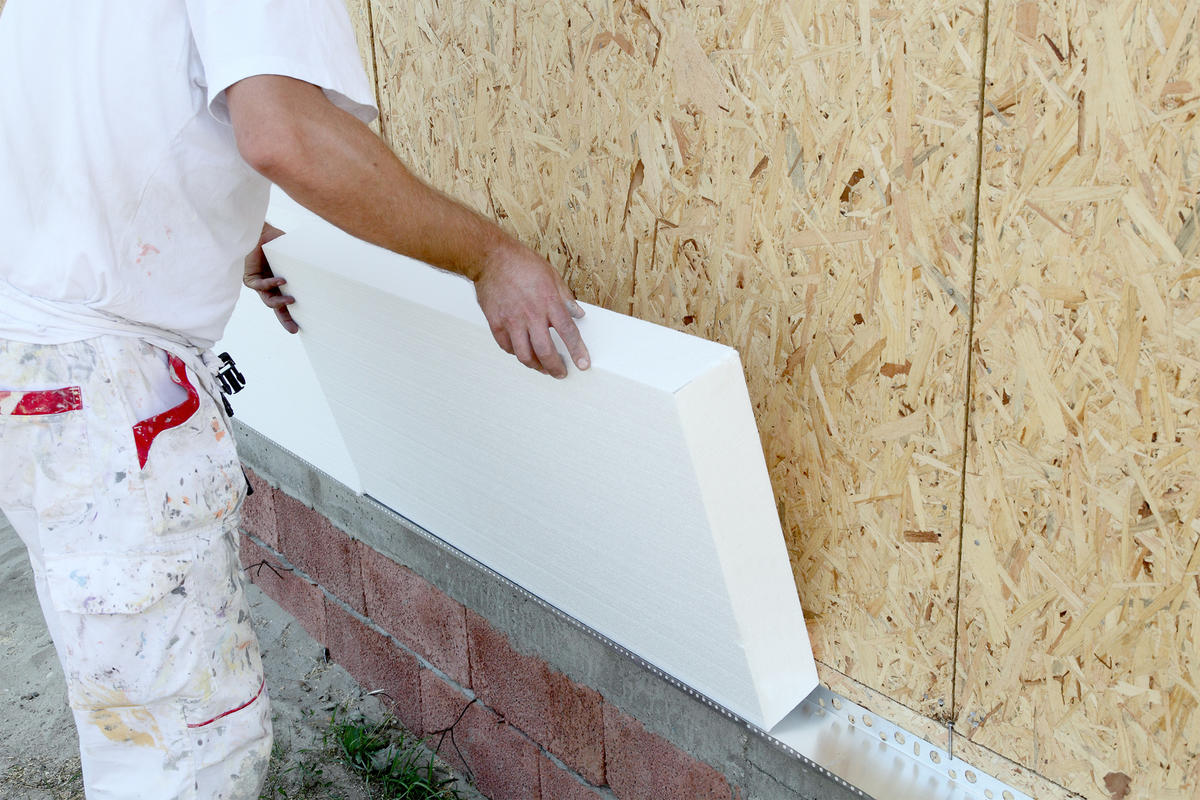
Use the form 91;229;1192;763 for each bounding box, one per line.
220;188;817;729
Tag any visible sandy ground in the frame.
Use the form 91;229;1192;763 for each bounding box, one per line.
0;514;481;800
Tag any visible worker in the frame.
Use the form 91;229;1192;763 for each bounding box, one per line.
0;1;589;798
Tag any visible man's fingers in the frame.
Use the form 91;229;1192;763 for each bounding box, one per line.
248;272;298;333
275;306;299;334
246;275;286;291
264;293;295;310
490;321;551;375
261;290;298;333
510;330;543;373
489;326;515;356
244;224;294;332
245;276;286;297
548;305;590;371
529;326;567;379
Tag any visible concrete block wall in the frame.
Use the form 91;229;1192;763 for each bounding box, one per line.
234;425;866;800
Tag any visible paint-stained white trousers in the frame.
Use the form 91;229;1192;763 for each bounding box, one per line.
0;336;272;799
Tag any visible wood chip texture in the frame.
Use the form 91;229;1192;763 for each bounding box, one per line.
959;1;1200;798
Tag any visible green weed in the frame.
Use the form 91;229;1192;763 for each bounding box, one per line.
328;711;467;800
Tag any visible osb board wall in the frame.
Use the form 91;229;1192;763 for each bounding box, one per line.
958;2;1200;800
367;0;986;726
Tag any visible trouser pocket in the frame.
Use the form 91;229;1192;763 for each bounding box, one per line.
59;533;265;718
0;337;245;613
0;387;93;533
123;349;246;539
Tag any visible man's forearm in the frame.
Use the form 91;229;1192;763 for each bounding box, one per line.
228;75;505;281
226;74;589;378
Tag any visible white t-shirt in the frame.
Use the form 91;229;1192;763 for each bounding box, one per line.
0;0;377;349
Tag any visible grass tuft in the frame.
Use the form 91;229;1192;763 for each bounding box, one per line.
328;710;467;800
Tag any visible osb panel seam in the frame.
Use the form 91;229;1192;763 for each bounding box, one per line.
949;0;993;729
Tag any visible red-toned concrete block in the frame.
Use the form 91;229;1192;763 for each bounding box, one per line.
275;493;366;615
272;494;328;581
239;533;326;645
323;598;422;732
603;704;730;800
467;610;605;784
238;467;279;549
538;754;608;800
420;672;542;800
361;547;469;686
420;671;475;768
270;489;307;547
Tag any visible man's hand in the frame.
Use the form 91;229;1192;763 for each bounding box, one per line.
243;222;297;333
474;239;589;379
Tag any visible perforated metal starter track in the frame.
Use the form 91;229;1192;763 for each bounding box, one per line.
360;487;1034;800
253;439;1031;800
770;685;1033;800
